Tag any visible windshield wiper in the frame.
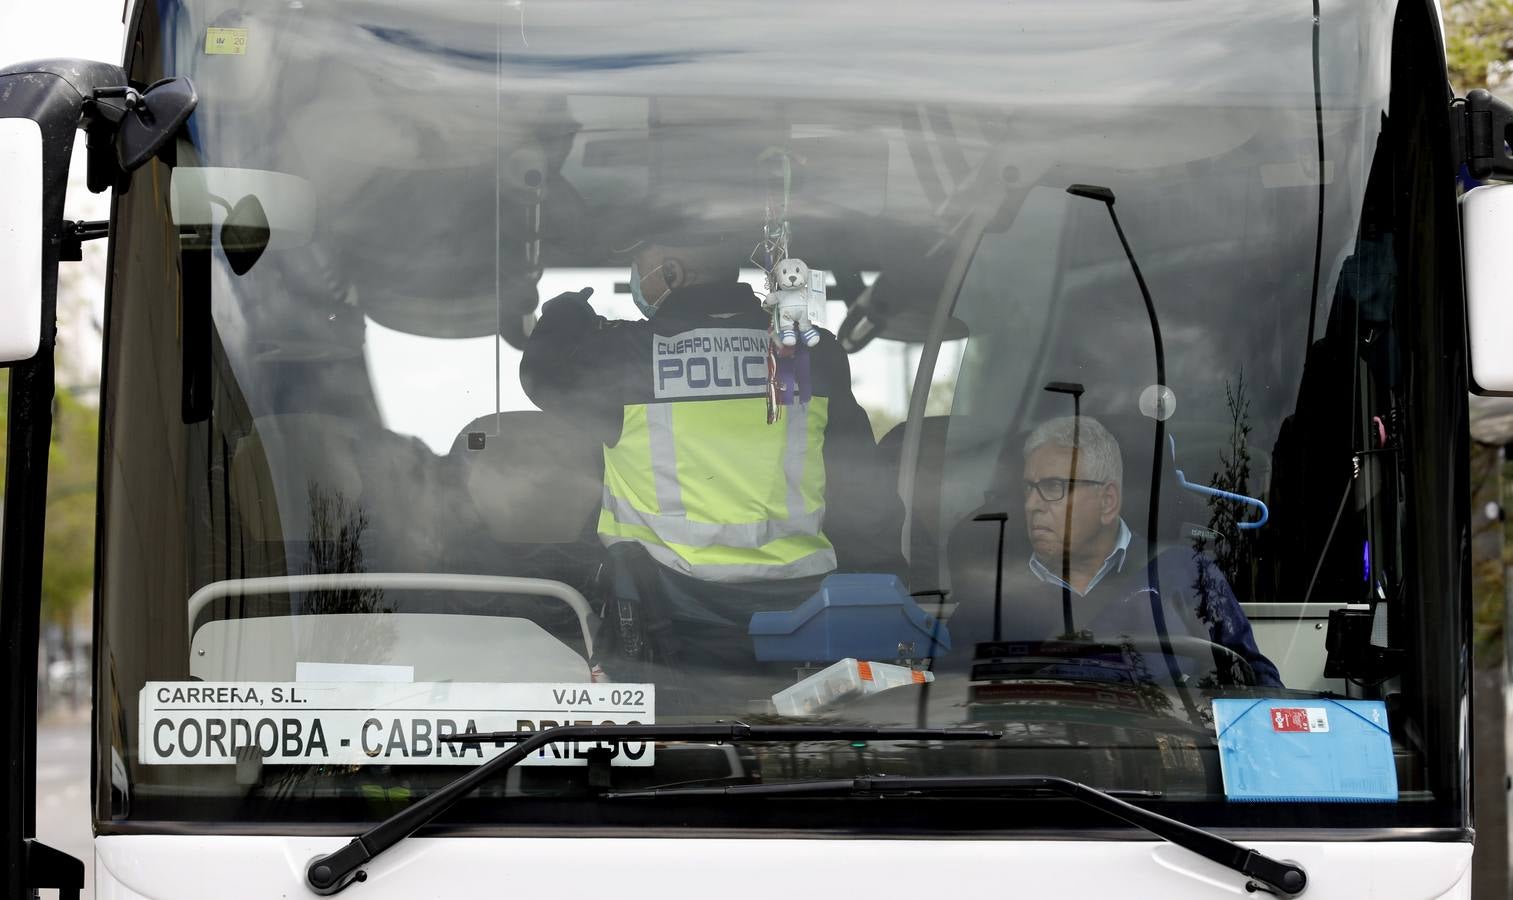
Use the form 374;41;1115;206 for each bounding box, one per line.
305;722;1000;895
607;774;1159;800
611;775;1307;897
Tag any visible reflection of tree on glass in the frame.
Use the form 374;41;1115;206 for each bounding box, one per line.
1204;373;1258;602
1116;635;1175;716
299;482;395;662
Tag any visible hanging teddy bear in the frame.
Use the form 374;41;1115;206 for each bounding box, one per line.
762;257;821;348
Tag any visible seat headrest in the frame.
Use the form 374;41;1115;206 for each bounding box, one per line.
450;411;602;544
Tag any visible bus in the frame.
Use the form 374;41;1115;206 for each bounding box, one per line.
2;0;1509;896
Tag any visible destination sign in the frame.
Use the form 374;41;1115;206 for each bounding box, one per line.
139;681;655;766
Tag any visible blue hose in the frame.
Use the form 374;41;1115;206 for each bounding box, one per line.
1168;435;1269;529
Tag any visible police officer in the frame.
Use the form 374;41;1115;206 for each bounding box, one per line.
520;232;904;689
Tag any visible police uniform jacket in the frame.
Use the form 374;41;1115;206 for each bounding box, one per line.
521;281;904;582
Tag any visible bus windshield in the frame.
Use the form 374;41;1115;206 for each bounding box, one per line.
98;0;1465;833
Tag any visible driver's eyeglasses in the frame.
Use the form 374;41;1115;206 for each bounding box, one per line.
1023;477;1107;502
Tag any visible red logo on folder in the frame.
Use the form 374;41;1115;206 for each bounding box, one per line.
1270;707;1312;732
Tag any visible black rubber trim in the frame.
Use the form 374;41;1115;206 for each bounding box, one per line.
94;820;1474;844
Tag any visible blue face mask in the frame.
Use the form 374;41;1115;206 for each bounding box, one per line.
630;260;670;318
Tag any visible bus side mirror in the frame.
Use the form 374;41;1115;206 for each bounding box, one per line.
0;61;198;367
113;77;197;172
1463;182;1513;395
0;118;45;363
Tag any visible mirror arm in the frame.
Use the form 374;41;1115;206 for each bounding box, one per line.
81;94;134;127
1455;89;1513;182
59;220;110;263
89;85;142;109
83;119;128;195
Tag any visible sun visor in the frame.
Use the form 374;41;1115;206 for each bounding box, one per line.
328;162;582;341
1005;104;1262;173
589;113;890;255
359;275;542;342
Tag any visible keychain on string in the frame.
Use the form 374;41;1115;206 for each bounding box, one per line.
754;148;795;424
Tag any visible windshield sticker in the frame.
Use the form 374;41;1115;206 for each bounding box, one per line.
139;682;654;766
204;27;248;56
1269;706;1329;733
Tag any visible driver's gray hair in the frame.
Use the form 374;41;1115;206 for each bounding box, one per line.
1023;416;1123;490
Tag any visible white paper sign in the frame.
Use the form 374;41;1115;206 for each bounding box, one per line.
139;682;654;766
295;661;413;683
808;269;827;325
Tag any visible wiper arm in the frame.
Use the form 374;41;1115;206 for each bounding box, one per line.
305;722;1000;895
613;775;1307;897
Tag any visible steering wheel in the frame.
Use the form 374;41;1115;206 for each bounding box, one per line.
1114;634;1258;687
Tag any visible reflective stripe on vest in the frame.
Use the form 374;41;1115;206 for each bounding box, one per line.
599;396;836;582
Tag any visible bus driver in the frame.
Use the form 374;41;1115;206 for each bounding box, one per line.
1018;416;1282;686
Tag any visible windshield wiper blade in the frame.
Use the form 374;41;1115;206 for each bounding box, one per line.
613;775;1306;897
305;722;1000;895
608;774;1160;800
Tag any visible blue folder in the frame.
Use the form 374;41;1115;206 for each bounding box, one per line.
1211;698;1397;802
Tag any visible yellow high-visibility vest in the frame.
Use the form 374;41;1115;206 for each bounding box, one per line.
598;395;837;582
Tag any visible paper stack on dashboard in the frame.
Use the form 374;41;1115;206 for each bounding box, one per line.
772;658;934;717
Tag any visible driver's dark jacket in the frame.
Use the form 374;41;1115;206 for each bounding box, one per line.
999;537;1283;687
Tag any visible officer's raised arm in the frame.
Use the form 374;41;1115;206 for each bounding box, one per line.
520;286;633;441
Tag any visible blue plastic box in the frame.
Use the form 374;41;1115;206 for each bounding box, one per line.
747;574;952;662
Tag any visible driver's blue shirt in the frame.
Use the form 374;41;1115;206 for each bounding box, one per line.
1029;519;1133;595
1024;519;1282;687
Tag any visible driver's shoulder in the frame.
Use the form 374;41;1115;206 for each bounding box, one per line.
1149;539;1225;576
1115;539;1238;603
